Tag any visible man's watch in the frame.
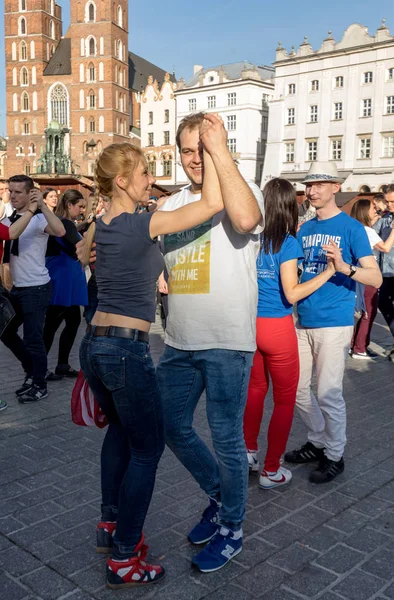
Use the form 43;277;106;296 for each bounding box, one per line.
348;264;357;278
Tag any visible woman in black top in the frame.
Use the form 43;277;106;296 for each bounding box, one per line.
44;190;88;379
79;131;223;589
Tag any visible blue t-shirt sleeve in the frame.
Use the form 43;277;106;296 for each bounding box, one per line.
351;223;373;261
128;211;156;245
279;235;305;265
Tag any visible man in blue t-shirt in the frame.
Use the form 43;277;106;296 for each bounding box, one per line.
285;162;382;484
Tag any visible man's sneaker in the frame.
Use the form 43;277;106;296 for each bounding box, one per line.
15;376;33;397
106;534;165;589
46;371;63;381
97;521;116;554
192;526;242;573
18;386;48;404
284;442;325;464
188;497;220;545
0;400;7;411
259;466;292;490
247;451;260;473
309;456;344;484
352;352;372;360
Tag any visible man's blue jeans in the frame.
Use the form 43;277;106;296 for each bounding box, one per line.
157;345;253;530
80;329;165;554
1;282;52;388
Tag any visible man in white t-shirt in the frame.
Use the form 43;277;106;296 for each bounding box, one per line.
156;113;264;573
1;175;65;403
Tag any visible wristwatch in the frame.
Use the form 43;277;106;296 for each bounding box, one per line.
348;265;357;278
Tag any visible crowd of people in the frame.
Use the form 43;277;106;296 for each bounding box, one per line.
0;111;393;589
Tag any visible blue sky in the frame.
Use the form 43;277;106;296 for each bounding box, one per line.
0;0;393;135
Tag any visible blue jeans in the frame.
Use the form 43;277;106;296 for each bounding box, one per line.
157;345;253;530
80;328;165;555
1;282;52;388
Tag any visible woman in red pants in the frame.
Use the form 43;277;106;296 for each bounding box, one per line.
244;178;336;489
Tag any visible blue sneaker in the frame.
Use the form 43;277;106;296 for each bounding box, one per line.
188;497;220;545
192;526;243;572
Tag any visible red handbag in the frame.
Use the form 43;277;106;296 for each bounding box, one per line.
71;370;108;428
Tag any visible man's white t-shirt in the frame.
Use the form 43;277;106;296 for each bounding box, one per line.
4;214;50;287
161;183;264;352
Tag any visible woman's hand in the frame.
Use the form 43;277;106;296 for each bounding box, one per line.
199;113;227;155
322;239;346;273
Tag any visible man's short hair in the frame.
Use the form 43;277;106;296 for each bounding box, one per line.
176;112;205;151
373;193;386;203
8;175;35;192
381;184;394;196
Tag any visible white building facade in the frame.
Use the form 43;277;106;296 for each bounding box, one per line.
175;62;274;185
140;73;177;185
263;22;394;192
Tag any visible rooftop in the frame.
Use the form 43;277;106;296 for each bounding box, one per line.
43;38;72;76
183;61;274;88
128;51;176;92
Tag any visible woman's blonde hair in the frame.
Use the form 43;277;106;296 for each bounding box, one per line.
80;143;146;265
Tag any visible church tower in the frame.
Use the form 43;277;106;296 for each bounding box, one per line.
4;0;62;177
67;0;130;175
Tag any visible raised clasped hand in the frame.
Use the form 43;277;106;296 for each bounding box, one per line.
322;239;344;273
29;188;43;211
199;113;228;154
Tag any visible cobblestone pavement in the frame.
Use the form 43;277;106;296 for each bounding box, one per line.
0;315;393;600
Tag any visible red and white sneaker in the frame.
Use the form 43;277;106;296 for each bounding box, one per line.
96;521;116;554
106;534;165;589
259;466;292;489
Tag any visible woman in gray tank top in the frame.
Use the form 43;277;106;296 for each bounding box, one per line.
79;129;223;590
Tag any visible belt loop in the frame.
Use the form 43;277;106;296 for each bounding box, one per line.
133;329;139;342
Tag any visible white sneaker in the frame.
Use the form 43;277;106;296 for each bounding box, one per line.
259;466;292;489
351;352;372;360
247;451;260;473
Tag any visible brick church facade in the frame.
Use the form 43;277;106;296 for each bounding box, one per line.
4;0;173;178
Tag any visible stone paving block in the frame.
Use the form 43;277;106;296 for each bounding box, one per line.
0;571;28;600
144;509;184;537
54;488;100;511
15;500;64;526
271;489;315;511
245;485;278;509
361;548;394;580
312;491;356;515
346;527;392;553
268;541;318;574
236;562;289;597
299;524;346;553
0;545;42;577
325;508;371;534
16;486;61;508
261;588;306;600
191;560;246;593
234;536;277;568
52;505;100;530
65;592;97;600
339;479;379;500
148;529;186;558
314;543;365;574
373;480;394;502
20;566;77;599
18;470;65;491
48;542;103;577
167;495;206;520
203;583;255;599
247;503;291;529
0;534;12;551
372;511;394;536
383;582;394;599
9;519;62;546
69;561;106;593
29;539;65;561
332;569;386;600
51;521;96;551
0;516;24;535
351;496;391;517
284;564;338;597
0;481;27;501
290;506;331;531
259;521;305;549
0;468;30;486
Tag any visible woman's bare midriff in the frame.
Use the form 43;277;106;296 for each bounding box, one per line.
92;311;151;333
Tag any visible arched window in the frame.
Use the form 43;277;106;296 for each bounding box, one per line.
98;116;104;132
88;37;96;56
16;145;24;156
51;45;55;56
88;63;95;82
25;163;31;176
83;141;88;154
32;66;37;85
30;41;35;59
12;68;17;86
98;88;104;108
79;89;85;109
21;67;28;86
115;65;118;83
19;17;27;36
23;120;30;135
80;38;85;56
147;155;156;176
80;116;85;133
13;93;18;111
50;0;55;15
97;140;103;153
99;37;104;55
117;5;122;27
49;84;69;125
20;41;27;61
87;2;95;22
32;118;37;134
89;117;96;133
14;119;19;135
359;185;371;193
117;40;122;60
99;62;104;81
49;20;55;39
29;143;36;155
89;89;96;109
12;42;17;61
79;64;84;82
20;0;27;11
32;91;38;110
21;92;29;111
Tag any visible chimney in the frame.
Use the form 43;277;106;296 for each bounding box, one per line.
194;64;203;75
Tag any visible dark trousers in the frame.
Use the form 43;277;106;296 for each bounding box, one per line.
352;285;380;353
378;277;394;339
44;305;81;368
1;282;52;388
79;329;164;555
